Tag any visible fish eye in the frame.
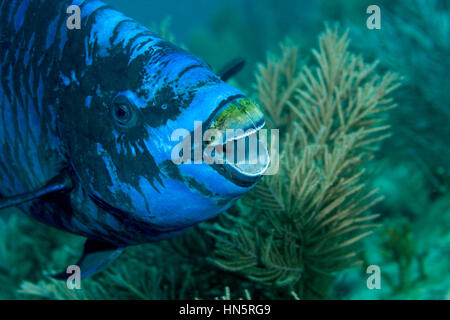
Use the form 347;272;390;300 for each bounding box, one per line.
114;104;132;122
111;96;137;127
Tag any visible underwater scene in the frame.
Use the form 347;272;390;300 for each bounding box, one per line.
0;0;449;300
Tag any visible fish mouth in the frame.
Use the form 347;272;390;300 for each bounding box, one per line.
204;98;270;187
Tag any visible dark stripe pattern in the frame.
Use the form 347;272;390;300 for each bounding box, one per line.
0;0;262;246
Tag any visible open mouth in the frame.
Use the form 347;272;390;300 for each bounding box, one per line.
205;98;270;187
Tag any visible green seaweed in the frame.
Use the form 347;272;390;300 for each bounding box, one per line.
209;26;401;299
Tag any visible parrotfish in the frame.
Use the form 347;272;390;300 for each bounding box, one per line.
0;0;269;278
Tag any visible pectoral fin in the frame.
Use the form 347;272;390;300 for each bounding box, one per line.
219;58;246;81
52;239;125;280
0;170;73;210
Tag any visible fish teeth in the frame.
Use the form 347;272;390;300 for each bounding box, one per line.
207;122;265;147
225;128;258;144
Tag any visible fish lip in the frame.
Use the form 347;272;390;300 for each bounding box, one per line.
210;127;270;186
206;120;265;147
202;94;247;130
203;98;270;187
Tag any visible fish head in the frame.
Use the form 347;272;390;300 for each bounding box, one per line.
62;45;269;234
